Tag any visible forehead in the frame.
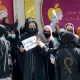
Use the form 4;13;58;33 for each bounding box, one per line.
66;26;73;29
29;22;36;26
29;22;36;28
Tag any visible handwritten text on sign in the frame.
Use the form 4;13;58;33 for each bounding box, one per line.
22;36;38;51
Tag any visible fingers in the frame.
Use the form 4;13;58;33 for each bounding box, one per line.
50;57;55;64
20;45;25;53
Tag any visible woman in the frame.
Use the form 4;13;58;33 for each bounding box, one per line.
55;31;80;80
43;25;59;80
0;25;12;80
64;23;75;33
2;17;18;31
20;18;48;80
8;29;22;80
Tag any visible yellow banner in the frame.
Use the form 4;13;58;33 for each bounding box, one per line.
25;0;36;18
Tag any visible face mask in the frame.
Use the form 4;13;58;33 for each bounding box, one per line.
68;30;73;33
28;28;37;34
11;34;16;39
43;30;51;38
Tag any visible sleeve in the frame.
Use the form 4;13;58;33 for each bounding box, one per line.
16;39;25;71
49;40;54;48
20;26;25;36
39;45;57;58
72;39;80;48
12;21;18;30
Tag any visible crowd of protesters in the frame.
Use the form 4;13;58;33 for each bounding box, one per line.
0;16;80;80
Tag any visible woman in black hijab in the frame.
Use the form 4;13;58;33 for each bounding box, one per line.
2;17;18;32
20;18;47;80
9;28;23;80
55;31;80;80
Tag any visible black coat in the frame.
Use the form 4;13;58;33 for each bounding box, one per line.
8;31;23;80
55;45;80;80
21;32;48;80
45;39;55;80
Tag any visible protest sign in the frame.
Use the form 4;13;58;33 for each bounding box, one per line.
22;36;38;51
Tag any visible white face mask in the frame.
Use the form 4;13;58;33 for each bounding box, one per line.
11;34;16;39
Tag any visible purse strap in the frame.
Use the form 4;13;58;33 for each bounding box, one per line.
64;48;79;65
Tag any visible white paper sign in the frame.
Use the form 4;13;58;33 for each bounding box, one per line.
22;36;38;51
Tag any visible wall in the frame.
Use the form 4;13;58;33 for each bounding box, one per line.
13;0;43;32
13;0;25;30
35;0;43;32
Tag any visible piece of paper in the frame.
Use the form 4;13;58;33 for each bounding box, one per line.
22;36;38;51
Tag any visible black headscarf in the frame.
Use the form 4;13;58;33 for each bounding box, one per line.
2;17;8;25
61;31;77;46
0;25;6;37
13;29;19;38
2;17;12;31
24;17;38;36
